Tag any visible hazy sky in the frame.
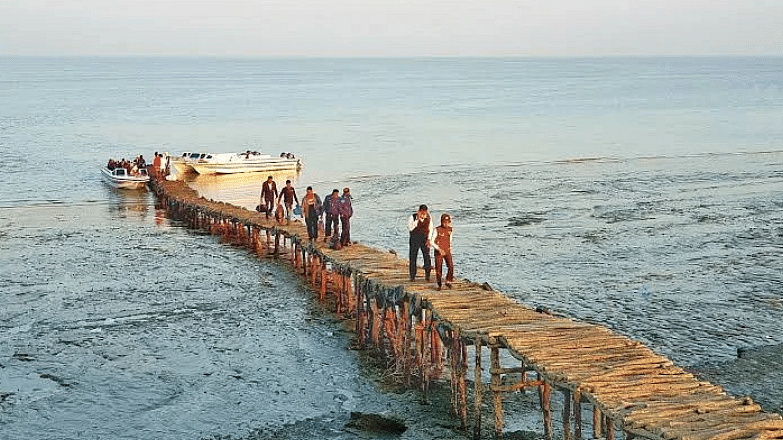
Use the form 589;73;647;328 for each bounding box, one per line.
1;0;781;57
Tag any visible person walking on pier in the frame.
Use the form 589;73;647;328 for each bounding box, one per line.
323;189;340;242
338;187;353;247
260;176;278;219
302;186;321;241
278;180;299;224
328;188;342;241
408;204;435;282
433;213;454;290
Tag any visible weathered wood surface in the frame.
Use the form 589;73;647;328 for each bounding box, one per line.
152;178;783;440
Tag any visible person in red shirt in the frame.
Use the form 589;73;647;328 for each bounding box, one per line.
433;213;454;290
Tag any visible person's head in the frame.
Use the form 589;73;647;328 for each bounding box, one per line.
332;189;339;196
417;204;428;219
267;175;273;181
306;186;313;192
286;180;292;186
343;187;350;195
441;213;451;226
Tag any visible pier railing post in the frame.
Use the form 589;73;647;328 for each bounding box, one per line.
539;381;552;440
490;341;503;439
474;336;483;440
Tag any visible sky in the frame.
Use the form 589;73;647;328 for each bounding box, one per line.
1;0;781;57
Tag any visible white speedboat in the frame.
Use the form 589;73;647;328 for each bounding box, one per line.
170;151;301;177
101;167;150;190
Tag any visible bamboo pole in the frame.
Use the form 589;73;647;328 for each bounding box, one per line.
539;381;552;440
491;344;503;439
563;389;572;440
474;336;483;440
574;388;583;440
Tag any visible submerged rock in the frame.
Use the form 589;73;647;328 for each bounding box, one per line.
344;412;407;435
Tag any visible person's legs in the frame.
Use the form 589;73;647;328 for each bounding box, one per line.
444;253;454;287
340;216;350;245
307;215;318;239
434;251;444;289
408;235;419;280
330;216;339;238
265;197;274;218
422;246;432;282
324;214;333;237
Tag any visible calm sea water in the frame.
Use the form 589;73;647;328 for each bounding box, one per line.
2;56;783;439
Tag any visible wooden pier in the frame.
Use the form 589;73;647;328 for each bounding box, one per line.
150;176;783;440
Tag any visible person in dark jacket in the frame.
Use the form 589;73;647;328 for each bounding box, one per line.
407;204;435;281
323;189;340;242
260;176;278;219
338;188;353;247
301;186;321;241
277;180;299;224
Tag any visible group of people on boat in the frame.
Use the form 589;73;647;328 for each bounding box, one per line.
106;155;147;176
259;177;455;290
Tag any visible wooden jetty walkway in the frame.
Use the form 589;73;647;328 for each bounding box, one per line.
150;176;783;440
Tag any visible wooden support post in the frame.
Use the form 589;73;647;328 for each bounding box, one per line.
491;345;503;439
370;300;381;346
274;232;280;257
573;389;582;440
421;309;430;404
459;338;468;430
562;389;571;440
606;416;615;440
450;331;459;420
311;254;318;286
593;406;602;439
355;276;364;342
473;337;483;440
431;321;441;368
539;381;552;440
320;261;327;301
346;273;354;314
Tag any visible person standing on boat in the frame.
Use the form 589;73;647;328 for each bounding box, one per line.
322;189;340;242
278;180;299;224
408;204;435;282
433;213;454;290
301;186;321;241
260;175;278;220
338;188;353;247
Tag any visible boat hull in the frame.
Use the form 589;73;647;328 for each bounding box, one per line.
101;167;149;190
171;152;301;177
191;158;301;175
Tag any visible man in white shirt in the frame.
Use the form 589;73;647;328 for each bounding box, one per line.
407;204;435;282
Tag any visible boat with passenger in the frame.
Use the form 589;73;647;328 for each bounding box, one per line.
169;150;301;178
101;166;150;190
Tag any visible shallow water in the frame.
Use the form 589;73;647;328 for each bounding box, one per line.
2;56;782;438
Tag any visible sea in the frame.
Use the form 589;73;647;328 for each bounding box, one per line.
2;56;782;439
